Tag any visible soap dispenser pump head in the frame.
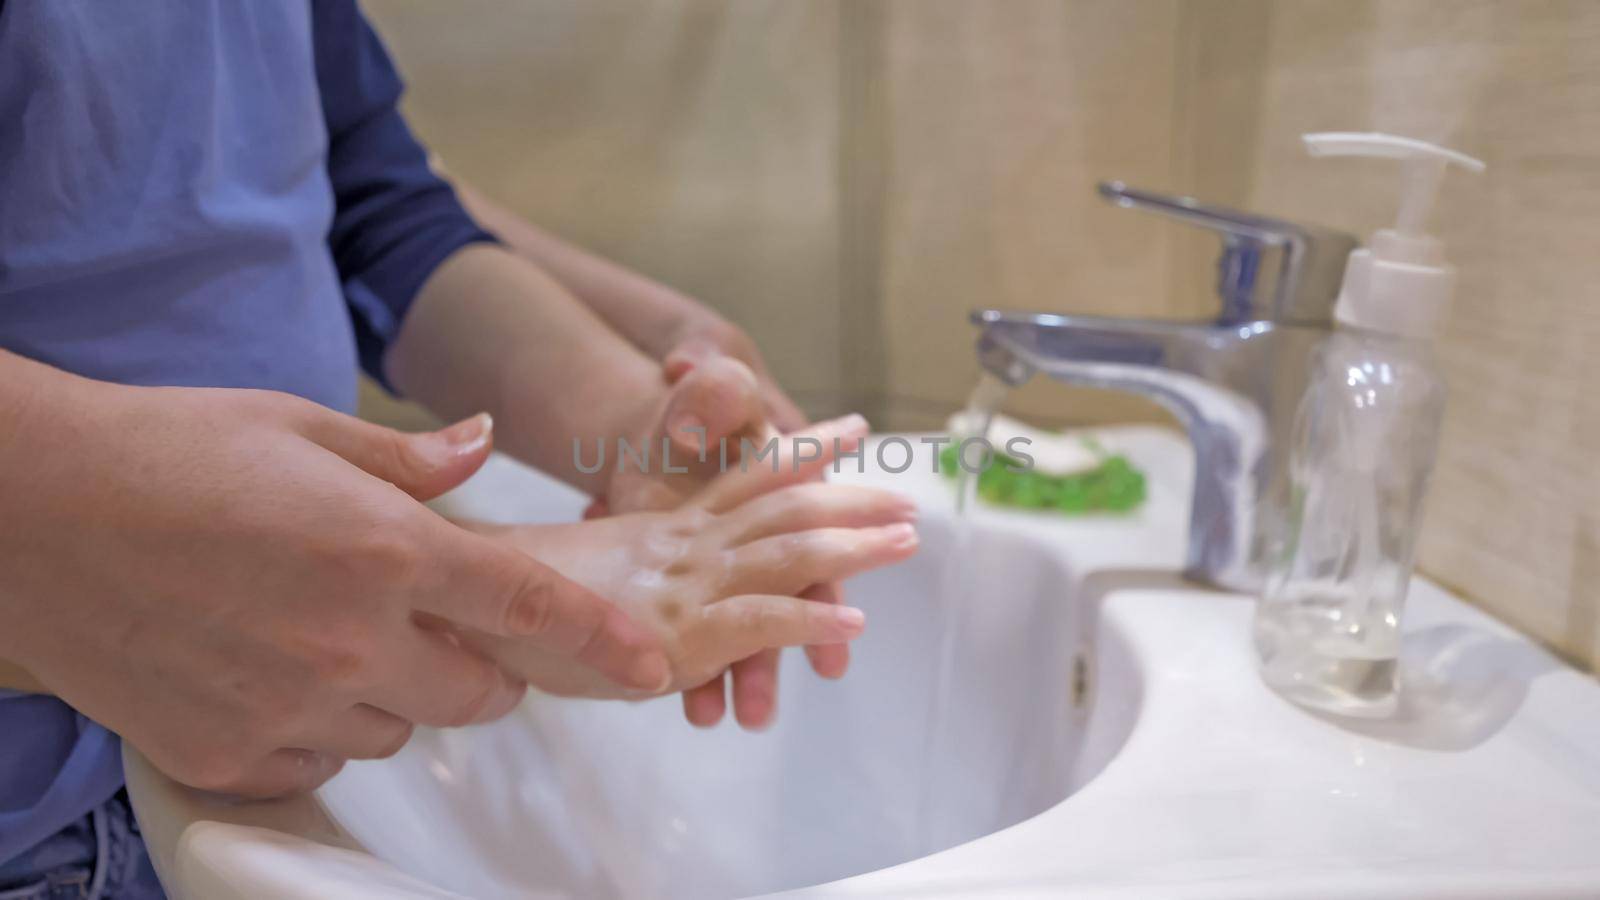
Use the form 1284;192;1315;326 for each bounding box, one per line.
1301;132;1485;339
1303;132;1484;237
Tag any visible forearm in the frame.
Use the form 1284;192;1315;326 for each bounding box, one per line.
453;183;809;431
453;182;728;362
385;243;666;494
0;347;70;449
0;350;90;694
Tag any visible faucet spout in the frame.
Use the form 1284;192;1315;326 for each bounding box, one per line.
965;184;1353;591
973;308;1323;591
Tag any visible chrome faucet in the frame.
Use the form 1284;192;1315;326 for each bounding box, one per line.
973;183;1357;592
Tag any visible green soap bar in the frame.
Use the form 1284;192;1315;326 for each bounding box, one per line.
938;441;1146;515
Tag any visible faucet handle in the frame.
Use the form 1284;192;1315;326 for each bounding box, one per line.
1098;181;1356;325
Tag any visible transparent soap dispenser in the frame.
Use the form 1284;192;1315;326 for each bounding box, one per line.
1254;133;1485;718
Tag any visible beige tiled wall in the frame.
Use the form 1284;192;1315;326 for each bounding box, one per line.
1177;1;1600;668
860;1;1191;430
363;0;847;417
363;1;1600;668
363;0;1191;430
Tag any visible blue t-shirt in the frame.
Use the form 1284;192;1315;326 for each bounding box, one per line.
0;0;493;863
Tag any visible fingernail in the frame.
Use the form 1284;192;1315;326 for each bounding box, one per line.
631;651;673;693
296;750;342;776
833;606;866;633
832;413;870;435
895;502;920;522
881;522;919;549
436;413;493;454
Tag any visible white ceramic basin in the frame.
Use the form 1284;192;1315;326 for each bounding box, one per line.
311;517;1137;899
126;428;1600;898
128;433;1170;900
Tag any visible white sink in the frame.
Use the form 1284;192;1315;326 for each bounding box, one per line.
312;516;1137;899
125;428;1600;899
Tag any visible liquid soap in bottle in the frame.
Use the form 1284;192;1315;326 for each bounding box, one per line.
1255;133;1485;718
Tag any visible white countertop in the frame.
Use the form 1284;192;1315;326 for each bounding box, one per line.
792;578;1600;898
791;429;1600;898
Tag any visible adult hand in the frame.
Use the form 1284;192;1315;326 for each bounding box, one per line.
0;367;669;798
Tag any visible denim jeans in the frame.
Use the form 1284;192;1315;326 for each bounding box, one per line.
0;791;164;900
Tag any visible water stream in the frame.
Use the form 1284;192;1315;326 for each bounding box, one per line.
912;373;1009;854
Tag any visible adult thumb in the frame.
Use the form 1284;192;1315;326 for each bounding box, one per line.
660;356;765;459
306;411;495;501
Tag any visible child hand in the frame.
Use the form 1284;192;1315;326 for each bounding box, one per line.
594;357;871;727
456;477;918;701
598;353;775;516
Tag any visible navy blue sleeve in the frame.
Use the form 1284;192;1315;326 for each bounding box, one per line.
311;0;497;391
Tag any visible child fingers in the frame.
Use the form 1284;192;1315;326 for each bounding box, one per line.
682;674;728;728
805;641;851;680
730;649;781;730
800;583;852;680
714;482;917;546
690;414;870;514
660;355;766;457
661;334;722;384
372;624;527;728
702;595;867;661
723;524;919;597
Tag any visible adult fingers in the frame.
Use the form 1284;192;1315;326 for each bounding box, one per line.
368;622;526;728
299;407;494;502
721;524;919;597
416;524;671;693
297;704;416;762
714;482;917;546
212;749;346;800
690;414;869;514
